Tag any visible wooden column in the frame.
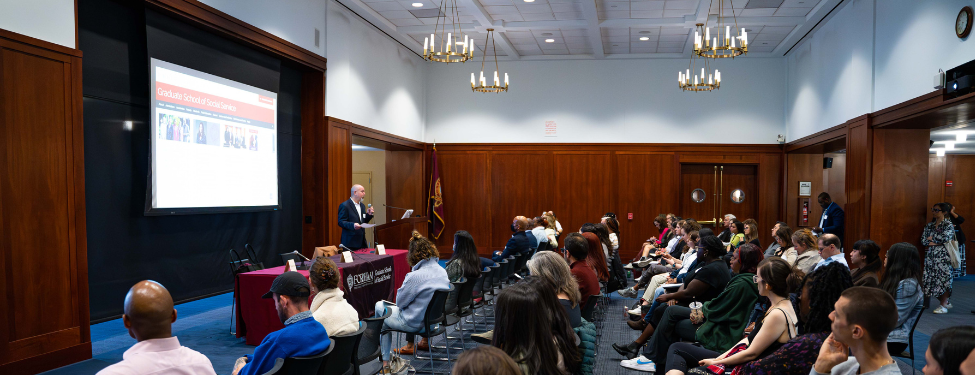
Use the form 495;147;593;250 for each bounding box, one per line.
844;115;872;252
869;128;930;251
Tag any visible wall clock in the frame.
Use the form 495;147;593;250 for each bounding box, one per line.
958;6;973;38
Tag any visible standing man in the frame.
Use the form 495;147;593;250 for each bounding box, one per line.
338;184;375;250
815;192;845;241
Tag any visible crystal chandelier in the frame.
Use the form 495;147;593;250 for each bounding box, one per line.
679;30;721;92
423;0;472;63
471;29;508;93
693;0;748;59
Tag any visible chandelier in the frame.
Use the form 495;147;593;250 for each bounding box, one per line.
693;0;748;58
679;30;721;92
471;29;508;93
423;0;472;63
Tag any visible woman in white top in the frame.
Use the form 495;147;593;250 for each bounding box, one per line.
771;226;797;265
530;217;551;248
307;257;360;337
602;214;621;251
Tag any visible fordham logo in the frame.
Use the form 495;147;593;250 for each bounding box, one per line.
346;266;393;291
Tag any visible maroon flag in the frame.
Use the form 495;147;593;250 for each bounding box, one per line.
429;146;445;239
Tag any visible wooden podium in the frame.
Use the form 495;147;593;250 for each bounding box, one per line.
373;217;428;250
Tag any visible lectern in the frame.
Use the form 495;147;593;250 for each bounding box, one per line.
373;217;429;250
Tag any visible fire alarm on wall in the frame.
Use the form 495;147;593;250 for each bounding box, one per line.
947;180;953;187
628;213;633;220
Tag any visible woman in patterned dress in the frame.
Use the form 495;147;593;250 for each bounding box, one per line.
922;202;956;314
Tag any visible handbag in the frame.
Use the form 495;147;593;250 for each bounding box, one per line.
387;351;413;375
945;240;961;269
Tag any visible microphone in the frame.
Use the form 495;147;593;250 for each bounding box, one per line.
383;204;411;211
291;250;310;261
338;244;353;253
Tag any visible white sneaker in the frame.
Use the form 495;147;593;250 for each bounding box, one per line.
933;306;948;314
624;263;634;270
628;306;644;316
620;355;656;372
945;302;953;309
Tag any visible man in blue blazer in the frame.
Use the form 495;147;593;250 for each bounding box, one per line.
338;184;374;250
815;192;845;242
493;216;531;262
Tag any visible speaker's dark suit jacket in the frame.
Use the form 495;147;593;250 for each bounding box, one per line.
338;199;374;250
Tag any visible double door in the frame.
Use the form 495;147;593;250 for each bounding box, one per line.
680;164;758;230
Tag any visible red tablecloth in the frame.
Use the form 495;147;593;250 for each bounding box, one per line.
235;249;408;345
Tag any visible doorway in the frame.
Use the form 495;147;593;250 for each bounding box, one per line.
680;164;758;231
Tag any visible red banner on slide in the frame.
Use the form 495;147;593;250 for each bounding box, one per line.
155;82;274;124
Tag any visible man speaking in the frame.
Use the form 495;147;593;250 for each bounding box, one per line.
338;184;374;250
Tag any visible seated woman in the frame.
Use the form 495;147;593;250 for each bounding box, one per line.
622;230;699;311
772;226;797;264
791;229;823;275
493;277;581;375
531;217;552;249
737;262;854;375
528;251;584;328
742;219;761;249
626;236;731;334
726;220;745;252
879;242;923;356
850;239;882;287
924;326;975;375
373;231;450;369
615;243;763;363
400;230;482;355
653;257;801;375
580;232;610;282
602;213;621;252
307;257;360;337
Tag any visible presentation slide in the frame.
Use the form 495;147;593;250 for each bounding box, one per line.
149;58;279;212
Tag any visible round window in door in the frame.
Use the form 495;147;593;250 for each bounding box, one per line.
731;189;745;203
692;188;706;203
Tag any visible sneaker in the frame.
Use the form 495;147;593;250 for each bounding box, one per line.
617;288;638;298
945;302;953;309
620;356;656;372
628;306;644;316
933;306;949;314
471;330;494;344
624;263;634;270
635;258;653;268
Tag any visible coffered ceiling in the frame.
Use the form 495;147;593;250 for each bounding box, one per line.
337;0;845;59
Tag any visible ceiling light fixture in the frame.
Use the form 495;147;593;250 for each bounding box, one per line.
423;0;472;63
471;29;508;93
640;37;650;41
545;38;555;43
524;0;535;2
680;24;720;92
694;0;747;59
936;148;946;157
957;133;968;142
412;2;423;7
945;141;955;150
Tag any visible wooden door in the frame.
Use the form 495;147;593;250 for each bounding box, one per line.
680;164;759;233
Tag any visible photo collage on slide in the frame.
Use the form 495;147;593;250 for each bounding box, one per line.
158;112;259;151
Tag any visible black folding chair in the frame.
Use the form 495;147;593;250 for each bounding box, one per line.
320;322;366;375
391;287;453;374
353;310;390;375
890;308;924;369
261;340;333;375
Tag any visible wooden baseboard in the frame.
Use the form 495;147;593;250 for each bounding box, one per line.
0;341;92;375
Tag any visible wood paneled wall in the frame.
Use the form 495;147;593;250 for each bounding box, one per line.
786;153;826;231
868;129;930;251
428;144;783;260
928;154;975;272
844;117;872;250
385;150;425;222
0;30;91;374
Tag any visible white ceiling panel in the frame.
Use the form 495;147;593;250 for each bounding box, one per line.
340;0;834;58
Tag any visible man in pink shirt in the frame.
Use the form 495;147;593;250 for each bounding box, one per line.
97;280;216;375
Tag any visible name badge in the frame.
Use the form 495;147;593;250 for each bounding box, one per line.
362;213;366;219
823;214;828;220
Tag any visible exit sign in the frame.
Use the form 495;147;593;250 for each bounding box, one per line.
947;180;953;187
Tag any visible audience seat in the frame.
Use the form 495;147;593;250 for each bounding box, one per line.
391;286;452;373
890;308;925;369
261;340;333;375
319;322;366;375
353;309;390;375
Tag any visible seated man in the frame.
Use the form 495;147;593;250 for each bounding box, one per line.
233;272;331;375
97;281;216;375
814;233;848;270
565;232;601;307
811;286;900;375
493;216;531;262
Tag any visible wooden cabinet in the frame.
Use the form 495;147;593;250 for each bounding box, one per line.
0;30;91;374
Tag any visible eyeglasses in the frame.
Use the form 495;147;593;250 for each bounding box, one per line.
932;208;942;212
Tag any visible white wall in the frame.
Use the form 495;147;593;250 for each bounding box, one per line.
425;58;787;143
785;0;874;141
785;0;975;141
326;1;426;141
873;0;975;110
0;0;75;48
198;0;326;56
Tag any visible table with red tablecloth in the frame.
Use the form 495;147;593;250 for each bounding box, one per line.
235;249;408;345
